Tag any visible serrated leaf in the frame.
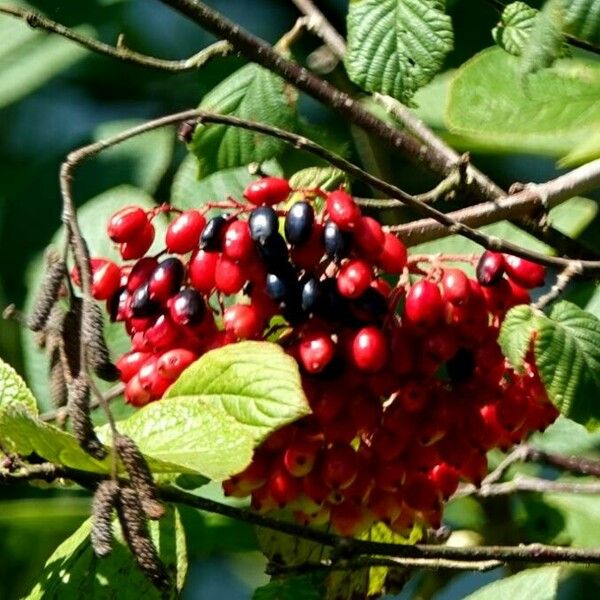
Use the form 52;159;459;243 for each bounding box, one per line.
190;63;297;177
345;0;453;104
101;397;254;481
520;0;566;76
0;357;37;414
533;301;600;428
165;342;310;443
446;48;600;159
498;304;538;371
464;566;560;600
493;2;538;56
93;120;174;194
25;506;187;599
253;575;323;600
288;167;348;192
23;186;166;411
170;155;282;211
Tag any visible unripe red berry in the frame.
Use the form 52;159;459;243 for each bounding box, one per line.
326;190;361;230
429;463;460;499
351;326;388;372
330;502;373;537
268;468;301;506
290;222;325;270
354;216;385;258
214;256;246;295
507;279;531;305
336;259;372;298
404;280;444;327
108;206;148;243
189;250;218;294
377;233;407;274
144;314;180;352
403;473;440;512
156;348;198;379
166;210;206;254
369;491;403;524
223;304;263;339
244;177;291;206
120;221;155;260
441;268;471;306
503;254;545;289
116;351;152;383
299;332;336;373
125;373;153;407
322;444;358;490
90;259;121;300
223;219;254;262
126;257;158;292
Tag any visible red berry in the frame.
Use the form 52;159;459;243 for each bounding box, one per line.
168;288;206;326
441;268;471;306
330;502;373;537
290;223;324;270
189;250;218;294
108;206;148;243
507;278;531;305
116;351;152;383
81;258;121;300
283;439;319;477
223;219;254;262
476;251;505;287
403;474;440;512
326;190;361;230
354;216;385;258
268;468;301;506
322;444;358;490
503;254;545;289
214;256;246;295
351;326;388;372
144;314;180;351
404;280;444;327
223;304;263;339
156;348;198;379
166;210;206;254
377;233;407;274
120;221;155;260
244;177;291;206
125;374;153;407
429;463;460;499
299;332;335;373
148;258;185;303
127;257;159;292
138;357;173;398
336;259;372;299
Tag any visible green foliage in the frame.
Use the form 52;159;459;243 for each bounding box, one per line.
25;507;187;599
493;2;538;56
0;356;37;414
500;302;600;429
165;341;310;443
288;167;348;192
463;566;561;600
190;64;298;177
345;0;453;104
563;0;600;45
446;48;600;164
253;575;323;600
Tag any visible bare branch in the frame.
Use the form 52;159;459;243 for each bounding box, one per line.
524;446;600;478
534;263;584;310
0;5;232;71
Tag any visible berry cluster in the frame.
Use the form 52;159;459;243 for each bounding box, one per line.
75;176;558;537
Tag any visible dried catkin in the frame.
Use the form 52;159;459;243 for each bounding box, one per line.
115;434;164;520
82;299;119;382
67;375;107;460
49;346;67;408
27;256;66;332
116;486;170;591
91;480;119;557
61;297;82;378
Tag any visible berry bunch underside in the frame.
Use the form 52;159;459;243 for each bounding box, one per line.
75;176;557;537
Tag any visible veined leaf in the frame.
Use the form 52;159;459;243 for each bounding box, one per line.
190;63;298;177
289;167;348;192
25;507;187;599
0;357;37;414
493;2;538;56
464;566;560;600
165;342;310;443
498;304;539;371
564;0;600;46
345;0;453;104
446;48;600;159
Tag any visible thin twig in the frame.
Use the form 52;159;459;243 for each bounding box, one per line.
524;446;600;478
481;445;530;486
0;5;232;71
533;263;584;310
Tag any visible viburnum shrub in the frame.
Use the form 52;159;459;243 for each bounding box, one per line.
72;179;557;536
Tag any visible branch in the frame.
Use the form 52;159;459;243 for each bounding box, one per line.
524;446;600;478
533;263;583;310
4;461;600;567
0;5;232;71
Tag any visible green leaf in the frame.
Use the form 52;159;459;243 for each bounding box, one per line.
520;0;566;76
498;304;539;371
93;120;174;194
530;415;600;458
464;566;560;600
22;186;166;411
345;0;453;104
0;357;37;414
190;64;298;177
533;301;600;429
102;397;255;481
170;155;282;211
543;489;600;547
559;129;600;167
493;2;538;56
563;0;600;46
253;575;323;600
165;342;310;443
0;9;91;109
0;403;110;473
288;167;348;192
25;506;187;599
446;48;600;160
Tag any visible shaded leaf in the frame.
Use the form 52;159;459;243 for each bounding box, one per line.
345;0;453;104
165;342;310;443
463;566;560;600
253;575;323;600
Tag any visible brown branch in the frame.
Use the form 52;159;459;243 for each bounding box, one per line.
0;4;232;71
533;263;583;310
524;446;600;478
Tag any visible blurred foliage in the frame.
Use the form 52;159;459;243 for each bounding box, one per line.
1;0;600;599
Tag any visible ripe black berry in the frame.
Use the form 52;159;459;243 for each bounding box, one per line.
148;258;185;302
446;347;476;383
249;207;278;244
257;233;290;271
323;221;352;260
285;201;314;246
300;276;322;314
130;283;161;318
168;288;205;326
352;287;388;323
266;269;298;304
200;216;228;251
